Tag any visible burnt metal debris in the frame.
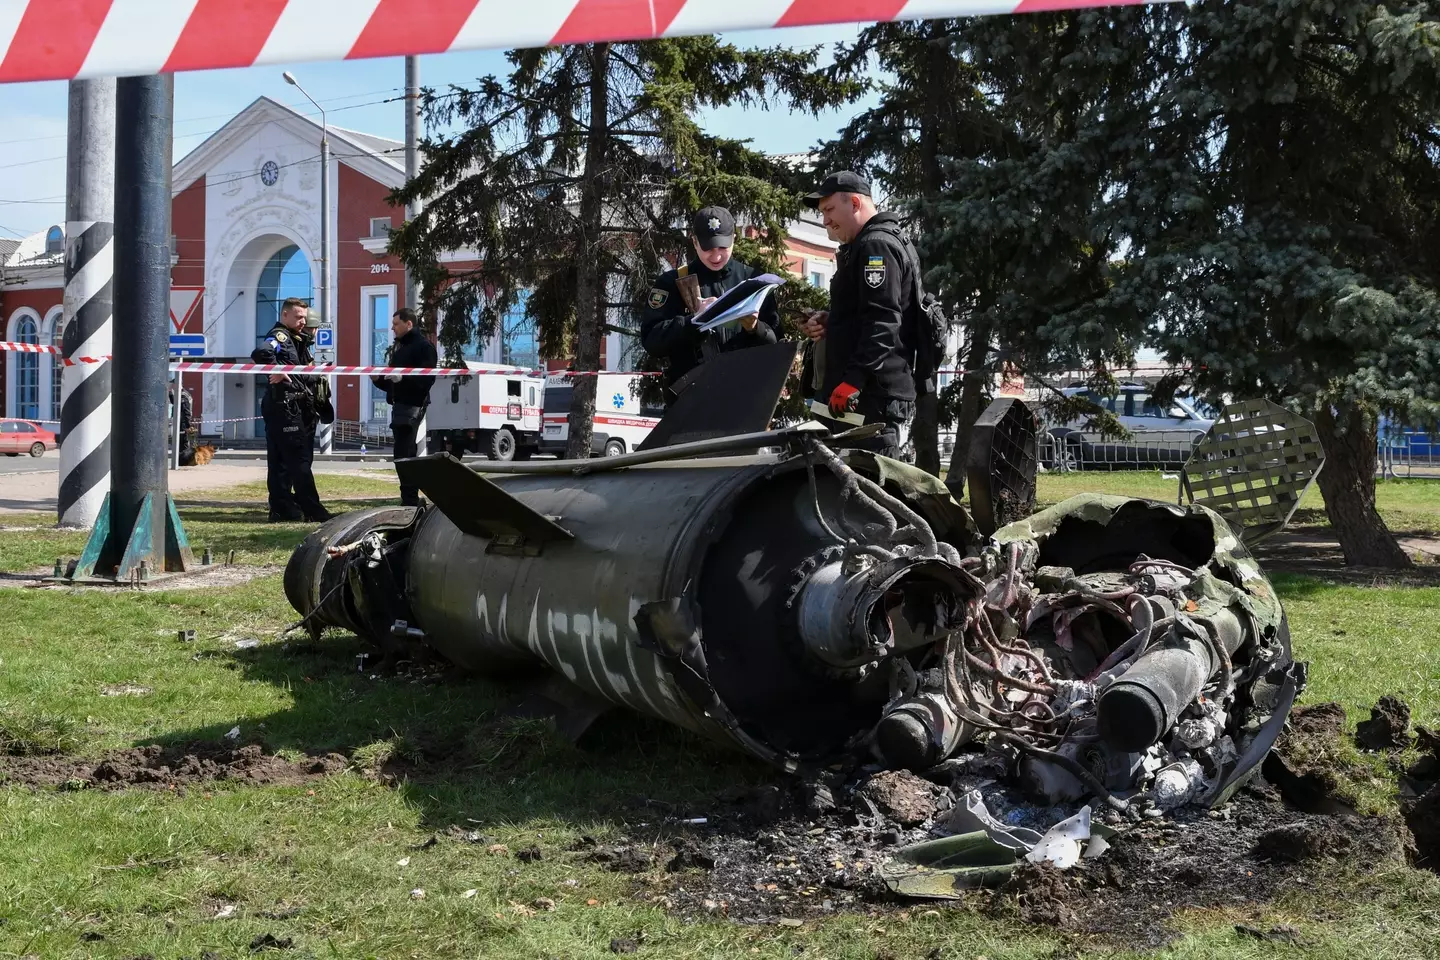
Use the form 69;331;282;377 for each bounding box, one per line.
285;367;1303;830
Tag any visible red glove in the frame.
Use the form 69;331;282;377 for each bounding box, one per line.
828;382;860;417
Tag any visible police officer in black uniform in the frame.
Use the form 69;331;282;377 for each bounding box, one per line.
800;172;918;459
639;206;781;402
369;307;437;506
252;296;332;523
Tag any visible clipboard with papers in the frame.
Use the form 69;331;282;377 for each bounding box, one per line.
807;399;866;427
689;274;783;332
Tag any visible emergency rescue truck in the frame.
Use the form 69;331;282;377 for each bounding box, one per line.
425;362;545;461
539;372;663;457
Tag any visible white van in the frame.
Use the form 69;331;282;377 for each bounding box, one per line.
539;372;663;457
425;362;545;461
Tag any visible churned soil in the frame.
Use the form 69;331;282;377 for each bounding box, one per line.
0;741;348;791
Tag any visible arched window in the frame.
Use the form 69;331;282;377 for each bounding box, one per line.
254;245;313;341
254;245;313;435
49;314;64;422
15;316;39;420
44;226;63;256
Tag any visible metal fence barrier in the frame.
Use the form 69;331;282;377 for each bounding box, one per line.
1379;430;1439;478
196;419;393;450
1038;430;1207;473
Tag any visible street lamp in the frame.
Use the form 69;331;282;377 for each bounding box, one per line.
283;70;333;453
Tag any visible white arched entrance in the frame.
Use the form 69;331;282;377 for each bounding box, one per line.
210;231;314;439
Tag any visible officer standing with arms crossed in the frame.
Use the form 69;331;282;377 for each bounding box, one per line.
640;206;781;404
370;307;437;507
799;172;919;459
252;297;333;523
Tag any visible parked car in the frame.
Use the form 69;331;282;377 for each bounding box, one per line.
1043;385;1214;471
0;419;56;457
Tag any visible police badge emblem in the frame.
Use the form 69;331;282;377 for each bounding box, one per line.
707;216;721;231
864;255;885;289
648;287;669;309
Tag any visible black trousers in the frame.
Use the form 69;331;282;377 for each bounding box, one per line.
392;421;419;506
851;394;915;460
262;398;325;519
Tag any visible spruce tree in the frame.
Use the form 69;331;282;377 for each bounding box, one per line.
1100;0;1440;567
390;40;855;458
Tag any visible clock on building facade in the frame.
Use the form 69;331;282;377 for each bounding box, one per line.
260;160;279;186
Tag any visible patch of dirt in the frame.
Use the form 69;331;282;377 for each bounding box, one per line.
588;844;655;874
628;766;1403;948
0;741;348;791
0;563;280;592
1289;702;1347;739
1264;700;1372;815
999;862;1077;928
858;770;949;827
1355;695;1413;750
1254;816;1392;862
1405;783;1440;870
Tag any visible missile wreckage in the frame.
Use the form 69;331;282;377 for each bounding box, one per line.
284;343;1304;820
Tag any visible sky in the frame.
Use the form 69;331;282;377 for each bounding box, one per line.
0;25;878;241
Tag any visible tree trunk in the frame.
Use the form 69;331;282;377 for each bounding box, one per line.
1313;404;1411;568
566;43;610;460
942;317;993;500
912;392;941;474
908;21;948;479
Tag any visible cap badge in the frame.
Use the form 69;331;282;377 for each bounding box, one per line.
707;217;721;231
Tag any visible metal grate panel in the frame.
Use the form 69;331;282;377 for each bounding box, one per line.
1181;399;1325;543
966;397;1040;536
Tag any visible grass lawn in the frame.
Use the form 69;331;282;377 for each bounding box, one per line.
1;474;1438;958
0;474;401;573
190;470;399;505
1035;472;1440;535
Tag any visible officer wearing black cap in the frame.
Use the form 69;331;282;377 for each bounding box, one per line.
252;297;333;523
639;205;781;402
799;171;918;459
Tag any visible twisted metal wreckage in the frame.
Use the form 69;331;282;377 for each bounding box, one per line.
285;344;1310;870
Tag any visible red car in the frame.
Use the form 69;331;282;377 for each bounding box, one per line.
0;419;57;457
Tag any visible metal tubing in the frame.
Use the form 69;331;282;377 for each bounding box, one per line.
111;74;173;543
421;420;831;477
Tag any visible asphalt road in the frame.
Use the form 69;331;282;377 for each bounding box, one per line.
0;454;56;474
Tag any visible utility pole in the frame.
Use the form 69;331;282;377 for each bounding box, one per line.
284;71;333;455
75;74;194;580
405;55;427;456
58;78;116;530
405;56;421;314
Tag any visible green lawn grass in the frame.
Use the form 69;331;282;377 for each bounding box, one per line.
194;470;398;504
0;474;402;573
1034;472;1440;534
1;480;1438;958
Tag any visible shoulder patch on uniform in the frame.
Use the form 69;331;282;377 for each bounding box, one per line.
864;255;886;289
273;330;289;343
648;288;669;309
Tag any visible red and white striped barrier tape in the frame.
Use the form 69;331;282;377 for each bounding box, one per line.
0;1;1143;85
0;342;661;378
171;361;664;377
